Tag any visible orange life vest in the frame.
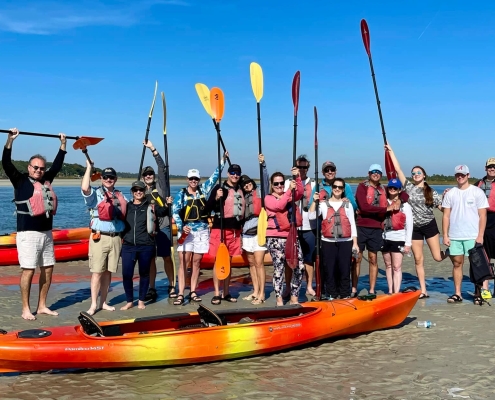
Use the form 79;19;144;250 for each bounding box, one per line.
321;201;352;239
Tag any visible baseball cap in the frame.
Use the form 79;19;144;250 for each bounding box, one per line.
369;164;383;174
454;165;469;174
387;178;402;189
141;166;155;176
321;161;336;171
187;169;200;179
131;180;146;190
102;167;117;178
486;158;495;167
240;174;257;188
228;164;242;174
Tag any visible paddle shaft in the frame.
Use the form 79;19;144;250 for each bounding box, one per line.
137;116;153;180
291;113;297;223
313;107;321;299
256;102;266;206
0;130;79;140
215;122;225;242
366;55;387;145
211;119;231;167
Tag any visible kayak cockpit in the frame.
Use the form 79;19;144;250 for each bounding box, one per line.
78;304;320;338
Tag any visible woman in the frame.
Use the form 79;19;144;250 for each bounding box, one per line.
381;178;413;293
240;154;269;305
308;178;358;299
264;168;305;306
385;144;446;298
120;180;170;310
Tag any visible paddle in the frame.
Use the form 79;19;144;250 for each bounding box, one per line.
286;71;301;270
210;87;230;281
137;81;158;179
161;91;176;287
194;83;231;167
313;106;322;299
249;62;268;246
73;138;101;182
0;130;103;143
360;19;396;180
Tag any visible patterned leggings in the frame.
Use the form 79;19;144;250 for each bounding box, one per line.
266;237;305;298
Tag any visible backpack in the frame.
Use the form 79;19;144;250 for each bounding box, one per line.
469;243;495;285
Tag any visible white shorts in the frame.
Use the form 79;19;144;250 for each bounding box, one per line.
242;235;267;253
177;228;209;254
16;230;55;269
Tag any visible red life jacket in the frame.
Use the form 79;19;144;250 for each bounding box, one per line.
384;203;407;231
270;203;303;231
244;190;261;220
364;181;387;207
15;179;58;218
321;201;352;239
97;188;127;222
477;180;495;212
299;179;314;211
222;183;245;220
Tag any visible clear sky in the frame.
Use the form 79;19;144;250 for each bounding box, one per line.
1;0;495;180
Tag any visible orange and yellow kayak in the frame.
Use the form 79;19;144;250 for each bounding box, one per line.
0;291;419;373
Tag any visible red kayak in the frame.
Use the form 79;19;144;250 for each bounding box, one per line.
0;240;89;266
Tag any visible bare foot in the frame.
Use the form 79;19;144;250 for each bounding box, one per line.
120;302;133;311
87;306;98;316
37;307;59;316
138;301;145;310
101;303;115;312
21;311;36;320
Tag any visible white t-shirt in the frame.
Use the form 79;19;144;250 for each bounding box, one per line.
383;200;414;246
308;200;357;242
285;177;315;230
441;185;489;240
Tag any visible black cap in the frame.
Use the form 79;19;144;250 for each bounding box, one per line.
141;166;155;176
102;167;117;178
240;174;257;189
228;164;242;174
131;180;146;190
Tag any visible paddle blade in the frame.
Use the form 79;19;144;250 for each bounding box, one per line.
250;62;264;103
314;106;318;148
90;172;101;182
161;91;167;136
149;81;158;118
285;224;298;269
214;243;231;280
385;151;397;180
292;71;301;115
361;19;371;56
257;207;268;246
72;136;104;150
210;87;225;123
195;83;213;118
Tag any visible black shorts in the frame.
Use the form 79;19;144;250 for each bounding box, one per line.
357;226;383;253
412;219;439;241
381;240;405;253
155;227;172;257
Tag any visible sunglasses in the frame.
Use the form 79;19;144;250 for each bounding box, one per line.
455;174;467;178
323;167;336;173
102;175;116;180
388;187;399;191
369;170;382;175
487;165;495;169
272;181;284;187
188;177;200;182
298;166;309;170
143;172;154;177
30;165;46;172
229;171;241;176
132;188;144;193
332;185;344;190
411;171;423;176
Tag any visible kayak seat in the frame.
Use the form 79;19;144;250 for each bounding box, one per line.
78;311;105;337
101;325;123;337
197;304;226;327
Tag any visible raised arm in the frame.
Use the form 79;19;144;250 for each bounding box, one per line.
385;143;406;186
81;159;92;195
2;128;22;185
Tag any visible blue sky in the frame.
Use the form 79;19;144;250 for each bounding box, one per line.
1;0;495;180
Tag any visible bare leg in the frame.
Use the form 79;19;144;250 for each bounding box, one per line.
87;272;102;316
177;251;189;296
451;255;464;297
20;268;36;320
99;271;115;311
36;265;58;316
305;263;315;295
391;252;404;293
352;253;362;294
164;256;175;289
190;253;203;293
253;250;266;302
426;234;445;261
244;252;259;300
382;252;393;294
411;240;428;295
368;251;378;293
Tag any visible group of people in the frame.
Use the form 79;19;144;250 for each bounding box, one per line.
3;126;495;320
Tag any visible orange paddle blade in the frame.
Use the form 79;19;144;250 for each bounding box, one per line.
214;243;231;280
73;136;104;150
285;225;298;269
90;172;101;182
209;87;225;123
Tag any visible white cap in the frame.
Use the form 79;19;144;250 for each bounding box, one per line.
187;169;200;179
454;165;469;174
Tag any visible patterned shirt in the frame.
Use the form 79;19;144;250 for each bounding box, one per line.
404;180;442;227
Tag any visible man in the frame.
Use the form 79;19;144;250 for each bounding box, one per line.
354;164;399;296
141;140;174;301
2;127;66;320
81;163;128;315
284;155;316;297
442;165;488;304
207;163;246;305
316;161;357;210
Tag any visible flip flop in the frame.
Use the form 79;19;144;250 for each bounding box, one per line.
222;294;237;303
418;293;430;299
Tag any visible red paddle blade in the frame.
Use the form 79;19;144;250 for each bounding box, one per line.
285;225;298;269
73;136;104;150
210;87;225;123
314;106;318;148
214;243;231;280
361;19;371;56
90;172;101;182
385;151;397;180
292;71;301;116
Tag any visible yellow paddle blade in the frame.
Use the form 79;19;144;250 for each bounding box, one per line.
210;87;225;123
214;243;231;280
171;246;176;288
250;62;263;103
257;207;268;246
149;81;158;118
195;83;213;118
161;91;167;136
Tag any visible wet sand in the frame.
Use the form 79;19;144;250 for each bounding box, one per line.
0;211;493;399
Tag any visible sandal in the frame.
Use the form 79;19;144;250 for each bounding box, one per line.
144;287;158;302
211;295;222;305
222;294;237;303
168;286;178;299
418;293;430;299
242;294;257;301
189;291;202;303
447;294;463;303
173;294;184;306
350;291;358;298
473;296;483;306
251;298;265;305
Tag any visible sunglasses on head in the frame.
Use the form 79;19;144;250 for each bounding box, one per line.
298;165;309;170
102;175;115;181
332;185;344;190
411;171;422;176
323;167;336;173
272;181;284;187
132;188;144;193
487;165;495;169
30;165;46;172
188;177;200;182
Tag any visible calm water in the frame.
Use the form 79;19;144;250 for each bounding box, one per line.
0;184;452;234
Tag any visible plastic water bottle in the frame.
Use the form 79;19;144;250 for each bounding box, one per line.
399;246;412;257
416;321;436;328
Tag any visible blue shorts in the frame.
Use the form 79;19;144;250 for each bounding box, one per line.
298;230;316;264
156;226;172;257
449;239;476;256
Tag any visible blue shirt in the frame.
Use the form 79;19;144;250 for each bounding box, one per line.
309;181;357;211
82;186;128;233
